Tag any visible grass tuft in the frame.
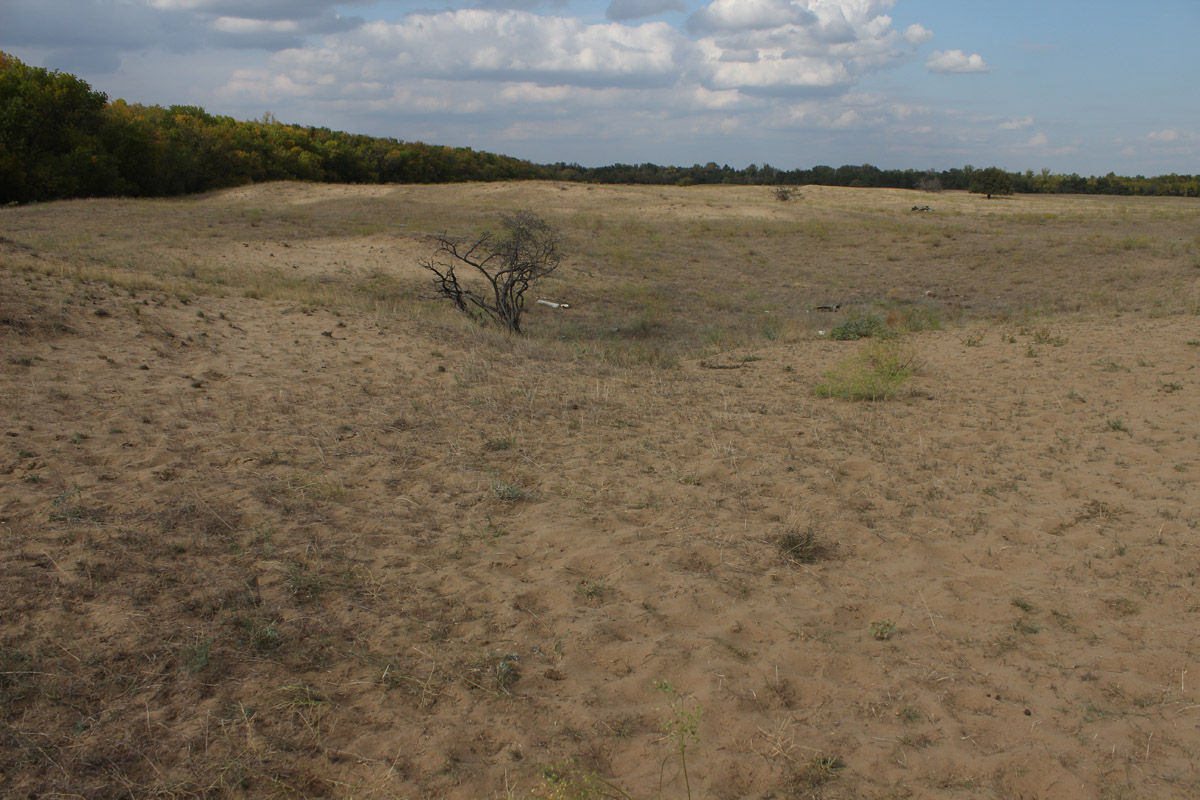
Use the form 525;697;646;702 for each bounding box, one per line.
814;338;917;401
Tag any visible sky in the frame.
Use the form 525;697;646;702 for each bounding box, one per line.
3;0;1198;175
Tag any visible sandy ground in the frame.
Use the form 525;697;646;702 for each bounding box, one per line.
1;183;1199;799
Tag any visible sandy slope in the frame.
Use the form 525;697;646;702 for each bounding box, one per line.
1;184;1199;799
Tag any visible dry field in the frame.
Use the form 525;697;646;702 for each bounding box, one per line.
1;182;1199;799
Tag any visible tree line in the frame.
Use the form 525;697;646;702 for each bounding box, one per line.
2;51;1197;204
0;52;547;204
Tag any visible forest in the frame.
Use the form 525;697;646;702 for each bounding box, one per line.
3;51;1198;204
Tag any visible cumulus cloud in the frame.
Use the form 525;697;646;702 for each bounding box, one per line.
926;49;990;74
686;0;816;34
902;23;933;46
1026;132;1048;147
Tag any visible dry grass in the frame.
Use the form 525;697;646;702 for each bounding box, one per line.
2;182;1199;799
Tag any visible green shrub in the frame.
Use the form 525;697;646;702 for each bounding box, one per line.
828;313;893;341
815;339;917;401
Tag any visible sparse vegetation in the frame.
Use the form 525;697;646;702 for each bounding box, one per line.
814;338;917;401
828;313;893;341
2;182;1198;800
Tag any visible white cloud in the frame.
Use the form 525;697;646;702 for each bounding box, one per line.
902;23;933;46
687;0;816;34
321;13;685;88
926;49;990;74
1146;128;1180;143
1143;128;1200;144
999;115;1033;131
1026;132;1048;147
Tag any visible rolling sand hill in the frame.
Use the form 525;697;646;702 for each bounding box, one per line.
2;182;1199;798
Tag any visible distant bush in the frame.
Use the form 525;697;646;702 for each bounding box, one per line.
815;339;917;401
828;314;894;341
886;305;942;332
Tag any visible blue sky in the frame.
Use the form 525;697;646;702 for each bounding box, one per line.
3;0;1197;175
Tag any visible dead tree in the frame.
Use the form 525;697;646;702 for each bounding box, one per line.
420;210;561;334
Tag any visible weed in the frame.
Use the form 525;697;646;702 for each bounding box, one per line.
788;754;846;796
1106;418;1128;432
575;581;612;601
828;313;893;341
776;525;834;564
467;650;521;695
961;332;984;347
672;470;701;486
484;436;513;452
1030;328;1068;346
814;338;917;401
183;637;214;673
654;680;703;800
530;759;631;800
491;479;531;502
49;485;106;524
1104;597;1140;616
234;614;282;651
1011;597;1038;613
869;620;896;640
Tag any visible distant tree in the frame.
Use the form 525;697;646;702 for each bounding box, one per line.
0;51;116;202
970;166;1014;199
918;170;942;193
420;211;562;334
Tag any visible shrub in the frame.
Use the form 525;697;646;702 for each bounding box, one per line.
828;313;893;341
420;210;561;334
814;339;917;401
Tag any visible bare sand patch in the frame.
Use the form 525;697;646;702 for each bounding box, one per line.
2;182;1199;798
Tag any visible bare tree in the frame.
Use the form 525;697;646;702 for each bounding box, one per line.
420;210;561;334
918;170;942;193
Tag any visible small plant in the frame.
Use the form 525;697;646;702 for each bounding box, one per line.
814;338;917;401
575;581;612;601
869;620;896;640
484;436;513;452
1011;597;1038;614
776;525;833;564
184;637;214;673
491;479;530;502
773;186;796;202
467;650;521;694
789;754;847;795
654;680;703;800
828;313;892;341
1106;418;1128;432
962;332;985;347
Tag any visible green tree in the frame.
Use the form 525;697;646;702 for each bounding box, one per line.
0;51;117;202
970;166;1014;199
